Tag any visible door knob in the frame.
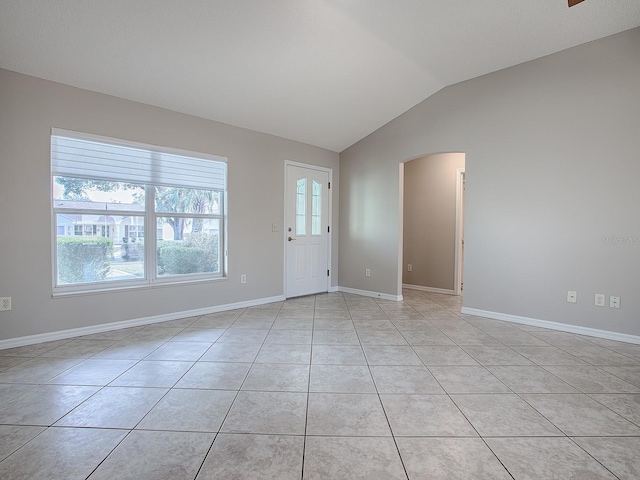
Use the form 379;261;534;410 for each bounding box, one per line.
288;236;296;242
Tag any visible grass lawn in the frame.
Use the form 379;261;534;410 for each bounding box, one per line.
110;261;144;275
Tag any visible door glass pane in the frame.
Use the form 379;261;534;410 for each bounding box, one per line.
312;180;322;235
296;178;306;235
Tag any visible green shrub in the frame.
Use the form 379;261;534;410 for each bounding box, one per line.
157;234;218;275
57;236;113;284
185;232;219;272
157;244;205;275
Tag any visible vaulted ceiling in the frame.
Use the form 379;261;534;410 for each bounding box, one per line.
1;1;638;151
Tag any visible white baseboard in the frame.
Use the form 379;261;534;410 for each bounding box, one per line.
338;286;402;302
403;284;457;295
328;285;339;293
0;295;285;350
461;307;640;346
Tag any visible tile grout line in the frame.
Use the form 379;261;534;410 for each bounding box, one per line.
299;293;318;480
357;300;411;480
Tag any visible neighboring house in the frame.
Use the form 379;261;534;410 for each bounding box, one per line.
54;200;219;244
54;200;145;242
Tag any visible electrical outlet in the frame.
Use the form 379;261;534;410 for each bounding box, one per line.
365;269;371;277
594;294;605;307
240;274;247;284
0;297;11;311
567;291;577;303
407;264;412;272
610;296;620;309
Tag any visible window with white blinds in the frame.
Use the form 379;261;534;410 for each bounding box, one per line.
51;129;227;293
51;129;226;189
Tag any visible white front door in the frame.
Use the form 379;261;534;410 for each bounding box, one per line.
285;163;330;298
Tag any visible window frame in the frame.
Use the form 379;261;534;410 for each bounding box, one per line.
51;129;228;296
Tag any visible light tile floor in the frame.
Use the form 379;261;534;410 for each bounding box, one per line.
0;290;639;479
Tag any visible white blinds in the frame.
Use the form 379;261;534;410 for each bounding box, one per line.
51;129;227;191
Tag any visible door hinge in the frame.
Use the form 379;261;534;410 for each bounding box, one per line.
328;182;331;189
328;226;330;233
327;269;330;277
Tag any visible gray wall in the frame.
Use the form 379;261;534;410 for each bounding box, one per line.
0;69;339;341
403;153;465;291
339;28;640;336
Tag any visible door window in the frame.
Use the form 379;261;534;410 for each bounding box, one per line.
312;180;322;235
296;178;306;235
